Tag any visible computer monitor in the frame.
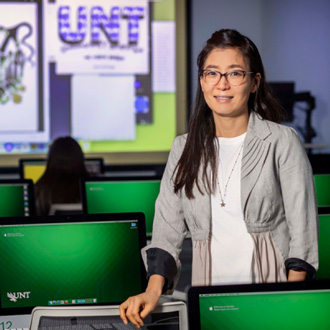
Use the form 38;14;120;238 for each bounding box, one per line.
317;207;330;280
19;159;46;184
0;179;34;217
84;158;105;176
105;164;165;178
81;176;162;238
19;158;105;183
188;281;330;330
0;212;147;316
314;174;330;207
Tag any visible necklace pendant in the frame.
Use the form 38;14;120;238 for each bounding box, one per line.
217;142;243;210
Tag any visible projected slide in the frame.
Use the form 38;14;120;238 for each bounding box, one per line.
71;75;136;140
0;0;178;154
0;2;44;139
47;0;148;141
49;0;149;74
0;0;49;148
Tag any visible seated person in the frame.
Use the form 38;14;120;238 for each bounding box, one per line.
35;136;89;216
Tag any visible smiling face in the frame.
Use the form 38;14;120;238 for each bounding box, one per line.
200;47;260;123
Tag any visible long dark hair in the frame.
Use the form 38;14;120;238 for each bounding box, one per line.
35;136;89;215
173;29;285;199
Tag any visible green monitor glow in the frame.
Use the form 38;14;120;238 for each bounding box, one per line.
188;281;330;330
82;176;161;237
0;180;34;217
0;213;147;315
317;212;330;279
314;174;330;207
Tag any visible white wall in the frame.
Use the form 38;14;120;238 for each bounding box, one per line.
190;0;263;106
261;0;330;148
190;0;330;150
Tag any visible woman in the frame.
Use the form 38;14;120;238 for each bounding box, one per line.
35;136;89;215
119;29;319;328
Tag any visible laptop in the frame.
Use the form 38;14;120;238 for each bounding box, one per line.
81;176;162;238
48;203;83;216
29;301;188;330
188;280;330;330
0;212;146;328
19;158;105;183
0;179;35;217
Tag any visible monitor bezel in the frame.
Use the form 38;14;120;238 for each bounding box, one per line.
318;206;330;215
19;157;105;180
0;212;147;315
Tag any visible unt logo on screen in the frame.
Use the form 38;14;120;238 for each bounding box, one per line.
7;292;31;303
58;6;145;46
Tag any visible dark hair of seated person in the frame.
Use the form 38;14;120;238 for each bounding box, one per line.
35;136;89;216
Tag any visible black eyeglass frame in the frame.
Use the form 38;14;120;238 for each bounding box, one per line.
200;69;255;86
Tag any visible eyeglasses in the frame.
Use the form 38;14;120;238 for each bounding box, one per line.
200;69;254;86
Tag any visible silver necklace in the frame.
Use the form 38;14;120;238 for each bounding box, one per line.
217;143;244;207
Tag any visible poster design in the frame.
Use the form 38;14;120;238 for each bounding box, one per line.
49;0;149;74
0;3;39;133
0;22;34;105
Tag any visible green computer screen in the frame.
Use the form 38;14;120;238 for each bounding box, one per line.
199;290;330;329
314;174;330;207
85;180;160;237
0;219;143;309
0;183;32;217
318;214;330;279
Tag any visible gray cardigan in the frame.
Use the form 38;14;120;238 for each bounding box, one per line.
142;111;319;292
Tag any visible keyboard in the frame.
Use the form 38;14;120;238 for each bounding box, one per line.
38;316;139;330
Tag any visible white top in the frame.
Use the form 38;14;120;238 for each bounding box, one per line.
211;132;254;285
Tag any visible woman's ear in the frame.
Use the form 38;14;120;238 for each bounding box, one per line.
251;73;261;93
200;77;205;93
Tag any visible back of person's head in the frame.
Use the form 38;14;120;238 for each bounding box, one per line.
194;28;285;123
45;136;87;179
35;136;89;215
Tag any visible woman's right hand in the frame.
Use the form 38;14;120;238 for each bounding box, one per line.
119;291;160;328
119;274;165;328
